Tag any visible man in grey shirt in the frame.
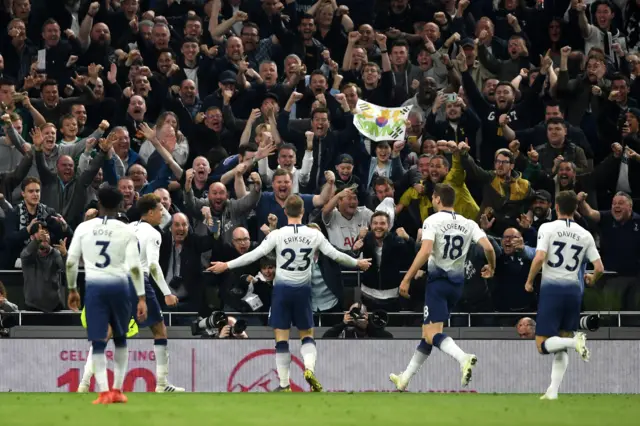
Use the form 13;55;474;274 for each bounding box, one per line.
20;222;67;313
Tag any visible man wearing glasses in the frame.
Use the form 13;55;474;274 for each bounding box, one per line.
458;143;535;236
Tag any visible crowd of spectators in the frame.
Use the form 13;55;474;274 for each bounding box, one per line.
0;0;639;329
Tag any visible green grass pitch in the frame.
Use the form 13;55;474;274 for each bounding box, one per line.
1;393;640;426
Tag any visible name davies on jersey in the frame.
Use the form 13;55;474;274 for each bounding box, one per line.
556;231;581;241
439;223;470;234
283;235;312;245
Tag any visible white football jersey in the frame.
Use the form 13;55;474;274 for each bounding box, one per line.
536;219;600;288
422;211;487;285
68;217;141;282
128;221;161;275
227;224;359;286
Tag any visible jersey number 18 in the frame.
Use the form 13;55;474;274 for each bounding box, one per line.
443;235;464;260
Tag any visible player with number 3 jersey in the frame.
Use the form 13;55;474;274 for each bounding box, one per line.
66;186;146;405
209;195;372;392
391;184;496;391
524;190;604;400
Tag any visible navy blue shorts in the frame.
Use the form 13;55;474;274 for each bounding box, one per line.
84;278;131;341
269;284;313;330
423;278;463;325
129;274;163;328
536;285;582;337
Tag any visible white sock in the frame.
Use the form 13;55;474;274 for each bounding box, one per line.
154;343;169;386
438;337;468;364
300;340;317;373
275;351;291;388
401;350;430;382
546;351;569;396
93;351;108;393
80;346;94;387
543;336;576;354
113;346;128;390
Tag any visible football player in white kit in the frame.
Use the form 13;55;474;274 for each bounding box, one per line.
78;194;184;393
67;186;147;405
209;194;372;392
524;190;604;400
391;183;496;390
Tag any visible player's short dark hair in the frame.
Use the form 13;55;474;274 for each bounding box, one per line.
284;194;304;218
137;193;161;216
98;185;124;210
555;190;578;216
21;176;41;191
434;183;456;208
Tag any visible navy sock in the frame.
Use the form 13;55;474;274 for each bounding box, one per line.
113;336;126;348
275;340;289;353
92;340;107;354
432;333;447;349
301;336;315;346
541;341;550;355
417;339;433;355
154;338;168;346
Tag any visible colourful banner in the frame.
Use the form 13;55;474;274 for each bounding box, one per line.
353;100;412;142
1;340;638;393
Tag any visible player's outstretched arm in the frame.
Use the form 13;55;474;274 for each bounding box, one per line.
317;235;360;268
209;232;278;273
399;239;433;298
145;234;175;304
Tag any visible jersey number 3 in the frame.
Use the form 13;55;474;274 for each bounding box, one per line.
281;248;312;271
95;241;111;268
547;241;583;271
443;235;464;260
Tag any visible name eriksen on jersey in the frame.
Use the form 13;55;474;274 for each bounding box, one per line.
284;236;312;245
556;231;580;241
439;223;468;234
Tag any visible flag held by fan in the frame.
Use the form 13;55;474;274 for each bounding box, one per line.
353;100;412;142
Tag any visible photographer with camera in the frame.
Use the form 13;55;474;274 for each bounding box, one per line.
191;311;248;339
322;303;393;339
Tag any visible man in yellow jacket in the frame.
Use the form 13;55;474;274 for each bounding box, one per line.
458;142;534;236
396;142;480;227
